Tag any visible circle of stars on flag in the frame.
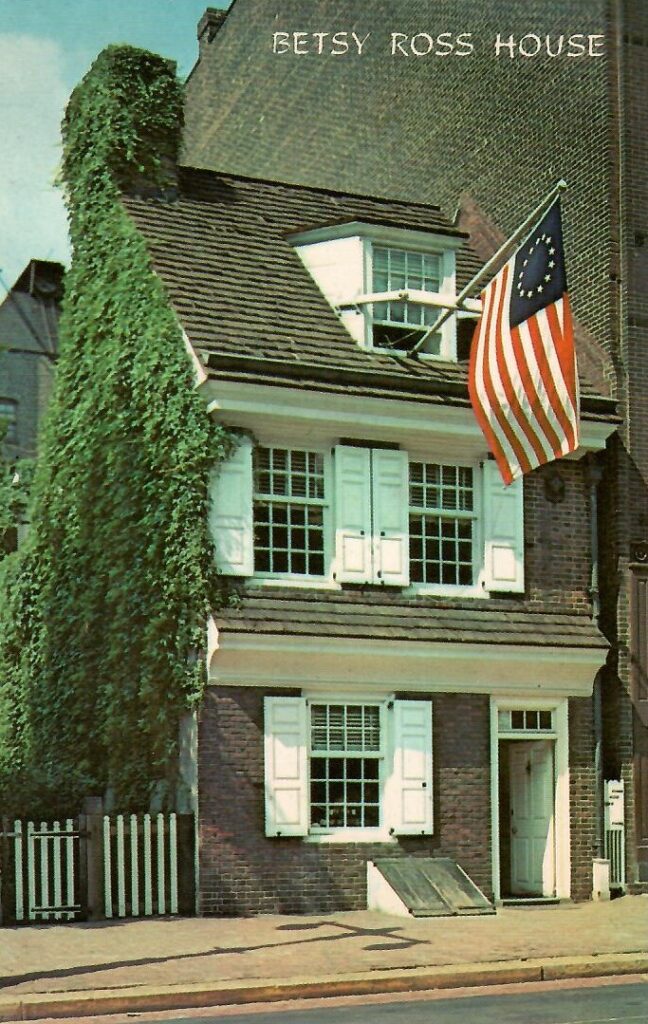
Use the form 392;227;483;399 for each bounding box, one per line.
516;231;557;300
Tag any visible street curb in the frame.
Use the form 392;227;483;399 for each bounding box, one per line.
0;954;647;1021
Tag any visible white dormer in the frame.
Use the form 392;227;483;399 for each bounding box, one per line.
291;222;464;360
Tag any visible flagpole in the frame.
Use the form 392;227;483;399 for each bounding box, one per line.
410;178;568;357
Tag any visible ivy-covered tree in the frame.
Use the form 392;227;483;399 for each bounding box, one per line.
0;46;232;818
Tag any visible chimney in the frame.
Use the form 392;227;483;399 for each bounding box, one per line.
197;8;228;58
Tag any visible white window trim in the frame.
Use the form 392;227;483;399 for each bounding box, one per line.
252;444;334;585
297;693;434;843
243;442;521;599
406;455;483;595
304;828;397;844
490;697;570;902
306;698;389;841
497;705;557;739
364;240;457;360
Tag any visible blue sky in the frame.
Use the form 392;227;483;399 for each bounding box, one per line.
0;0;227;290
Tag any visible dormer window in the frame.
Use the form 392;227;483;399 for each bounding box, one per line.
371;246;444;354
292;222;462;362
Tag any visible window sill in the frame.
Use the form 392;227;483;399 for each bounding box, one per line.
245;578;490;599
406;584;485;599
367;345;454;362
245;576;341;591
304;829;397;844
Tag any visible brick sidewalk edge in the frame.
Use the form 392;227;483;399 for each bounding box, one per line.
1;952;647;1022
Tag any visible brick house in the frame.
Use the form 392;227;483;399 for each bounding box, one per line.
124;164;616;914
181;0;648;892
0;260;61;463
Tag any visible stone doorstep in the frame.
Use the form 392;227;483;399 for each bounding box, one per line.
0;953;647;1022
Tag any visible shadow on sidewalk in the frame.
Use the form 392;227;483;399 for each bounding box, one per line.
0;920;430;992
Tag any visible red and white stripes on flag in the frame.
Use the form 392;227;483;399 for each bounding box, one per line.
468;199;579;486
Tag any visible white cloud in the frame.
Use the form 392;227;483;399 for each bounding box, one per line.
0;34;71;289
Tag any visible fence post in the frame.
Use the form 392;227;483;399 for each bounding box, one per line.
0;817;8;926
82;796;104;921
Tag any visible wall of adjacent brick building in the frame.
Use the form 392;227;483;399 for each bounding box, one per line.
0;262;61;462
184;0;613;362
601;2;648;884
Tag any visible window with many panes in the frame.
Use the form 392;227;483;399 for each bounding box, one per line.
253;447;327;576
409;462;475;586
310;704;381;829
372;247;442;352
498;709;554;733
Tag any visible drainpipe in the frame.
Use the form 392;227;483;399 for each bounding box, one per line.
585;452;605;858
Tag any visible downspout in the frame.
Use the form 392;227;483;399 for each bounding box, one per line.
586;452;605;858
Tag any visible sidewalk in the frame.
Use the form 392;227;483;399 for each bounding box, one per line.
1;896;647;1020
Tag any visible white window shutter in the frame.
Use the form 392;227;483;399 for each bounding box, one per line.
482;459;525;593
209;438;254;576
334;445;373;583
390;700;433;836
371;449;410;586
264;697;308;837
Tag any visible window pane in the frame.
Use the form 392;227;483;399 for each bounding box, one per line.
364;805;379;827
373;247;442;336
310;704;381;831
408;463;474;585
253;447;326;577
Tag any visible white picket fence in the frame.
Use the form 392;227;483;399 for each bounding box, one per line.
102;813;180;918
11;819;80;922
2;811;189;924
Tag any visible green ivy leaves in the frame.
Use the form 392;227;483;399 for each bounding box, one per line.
0;46;232;818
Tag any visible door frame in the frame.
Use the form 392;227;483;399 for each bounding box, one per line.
490;697;570;902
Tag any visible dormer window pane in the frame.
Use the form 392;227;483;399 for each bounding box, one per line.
372;246;444;352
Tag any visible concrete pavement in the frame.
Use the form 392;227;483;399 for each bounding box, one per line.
0;895;647;1020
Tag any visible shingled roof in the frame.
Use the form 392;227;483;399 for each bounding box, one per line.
182;0;613;377
122;168;614;413
215;587;608;650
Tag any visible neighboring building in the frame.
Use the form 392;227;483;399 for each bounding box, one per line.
124;167;616;913
182;1;648;890
0;260;62;462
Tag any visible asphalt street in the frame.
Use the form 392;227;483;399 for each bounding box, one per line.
154;980;648;1024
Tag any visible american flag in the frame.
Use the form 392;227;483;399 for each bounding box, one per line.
468;199;579;485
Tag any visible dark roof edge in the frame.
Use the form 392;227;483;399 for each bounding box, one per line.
213;622;608;649
177;163;451;217
204;351;468;398
203;351;618;419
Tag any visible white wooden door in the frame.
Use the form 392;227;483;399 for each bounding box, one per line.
509;741;555;897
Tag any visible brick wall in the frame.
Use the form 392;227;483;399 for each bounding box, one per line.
198;685;595;913
524;460;592;613
198;686;491;915
598;3;648;885
569;696;598;901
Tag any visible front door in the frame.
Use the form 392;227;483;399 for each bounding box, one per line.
509;740;555;897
